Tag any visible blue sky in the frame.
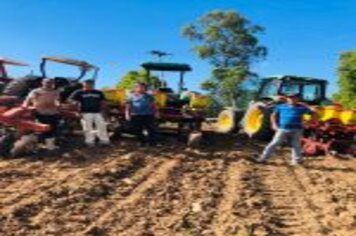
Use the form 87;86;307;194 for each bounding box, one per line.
0;0;355;95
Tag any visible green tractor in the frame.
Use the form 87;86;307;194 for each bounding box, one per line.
217;75;331;140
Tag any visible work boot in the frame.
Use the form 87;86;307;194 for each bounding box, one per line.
45;138;59;151
253;154;267;164
85;142;95;148
256;158;267;164
291;159;303;166
99;140;111;147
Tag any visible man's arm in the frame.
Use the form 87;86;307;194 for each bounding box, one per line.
299;102;318;121
270;112;279;131
54;91;61;108
99;92;109;118
150;96;159;119
67;90;79;104
22;91;35;108
125;103;131;121
125;94;132;121
298;102;316;112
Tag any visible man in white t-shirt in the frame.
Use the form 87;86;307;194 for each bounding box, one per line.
23;78;61;150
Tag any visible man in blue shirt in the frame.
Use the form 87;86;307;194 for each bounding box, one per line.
257;94;316;165
125;83;158;146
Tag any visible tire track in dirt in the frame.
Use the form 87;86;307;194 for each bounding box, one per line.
210;146;331;236
26;153;163;235
0;147;131;209
0;160;48;190
212;158;274;236
260;163;328;235
89;150;228;236
0;148;144;232
254;157;331;236
83;157;182;235
116;151;230;236
212;160;244;236
290;157;356;235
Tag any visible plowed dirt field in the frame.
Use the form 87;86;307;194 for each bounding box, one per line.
0;134;355;236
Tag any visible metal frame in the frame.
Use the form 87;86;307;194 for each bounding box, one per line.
40;56;99;81
0;58;29;79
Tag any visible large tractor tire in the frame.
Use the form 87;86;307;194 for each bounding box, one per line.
2;78;34;98
0;132;16;157
216;108;244;134
242;103;274;140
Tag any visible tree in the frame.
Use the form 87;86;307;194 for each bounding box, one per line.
116;69;161;90
182;10;267;108
333;51;356;108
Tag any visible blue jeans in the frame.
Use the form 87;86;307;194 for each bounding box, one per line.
260;129;303;162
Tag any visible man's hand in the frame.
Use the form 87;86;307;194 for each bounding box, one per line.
271;123;278;131
125;113;131;121
154;111;160;120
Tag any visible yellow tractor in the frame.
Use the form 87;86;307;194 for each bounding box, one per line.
103;62;210;146
217;75;332;140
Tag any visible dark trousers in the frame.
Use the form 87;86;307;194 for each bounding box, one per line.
35;113;60;139
131;115;157;145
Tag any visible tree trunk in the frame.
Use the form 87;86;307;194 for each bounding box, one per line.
230;93;237;109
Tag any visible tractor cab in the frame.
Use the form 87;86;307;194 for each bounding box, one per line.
141;62;197;109
257;76;329;105
141;62;192;90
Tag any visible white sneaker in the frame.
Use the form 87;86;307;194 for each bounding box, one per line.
45;138;59;151
85;142;95;148
99;141;111;146
291;159;303;166
257;158;267;163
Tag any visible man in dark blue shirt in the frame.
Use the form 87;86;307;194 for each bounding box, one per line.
257;94;316;165
69;80;110;146
125;82;158;146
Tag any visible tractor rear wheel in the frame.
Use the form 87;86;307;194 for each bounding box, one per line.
2;78;33;98
242;103;274;140
0;132;16;157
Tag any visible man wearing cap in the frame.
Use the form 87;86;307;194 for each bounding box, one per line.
23;78;61;150
257;94;316;165
69;80;110;147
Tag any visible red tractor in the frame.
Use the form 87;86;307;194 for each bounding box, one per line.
0;56;99;157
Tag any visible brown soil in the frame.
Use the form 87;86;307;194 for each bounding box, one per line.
0;134;355;236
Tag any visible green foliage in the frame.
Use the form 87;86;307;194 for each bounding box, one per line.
182;10;266;108
116;69;161;90
205;95;224;117
333;51;356;108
